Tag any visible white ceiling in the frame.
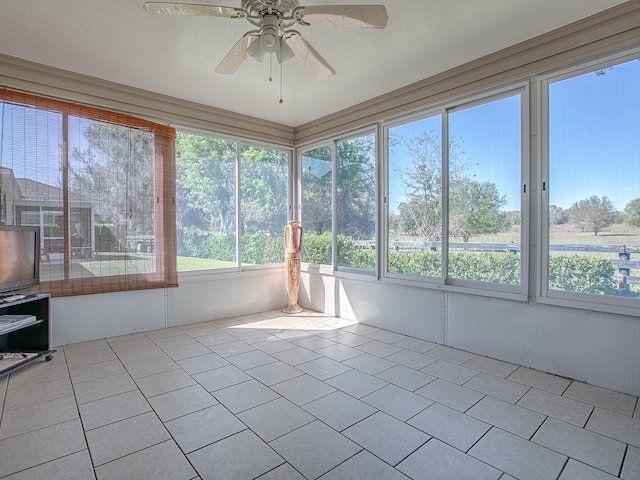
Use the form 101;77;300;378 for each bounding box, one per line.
0;0;629;127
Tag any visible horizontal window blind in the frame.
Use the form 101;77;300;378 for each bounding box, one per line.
0;88;177;297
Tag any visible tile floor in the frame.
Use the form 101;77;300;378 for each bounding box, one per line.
0;309;639;480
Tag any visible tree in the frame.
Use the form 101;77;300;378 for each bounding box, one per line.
175;133;236;235
623;198;640;227
568;195;615;235
70;120;156;248
549;205;568;225
394;129;508;242
449;179;508;242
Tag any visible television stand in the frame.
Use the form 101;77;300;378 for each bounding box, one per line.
0;294;55;377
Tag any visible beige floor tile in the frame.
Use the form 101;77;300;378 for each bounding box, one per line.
192;364;251;392
422;359;480;385
0;395;78;439
4;376;73;410
63;338;110;356
586;407;640;447
7;362;69;388
0;419;87;478
165;404;246;453
86;411;170;466
162;342;213;361
189;430;284;480
79;389;152;431
320;450;409;480
362;384;432;421
298;356;353;380
343;352;395;375
213;379;280;413
333;332;373;347
559;459;619;480
622;445;640;480
427;345;475;364
464;372;531;403
271;421;360;479
292;334;337;351
125;355;180;379
207;339;256;358
226;349;278;370
563;381;637;416
303;391;377;431
238;397;315;442
462;355;519;378
467;396;546;439
408;402;491;452
135;369;196;398
179;324;221;338
469;427;566;480
148;384;217;422
252;338;297;355
144;326;185;340
355;339;402;357
342;324;380;336
343;411;429;466
532;417;625;475
314;343;363;361
70;359;127;384
376;364;436;391
507;367;571;395
192;331;236;347
366;329;407;344
66;348;118;369
2;450;95;480
517;387;593;427
398;439;501;480
115;344;167;364
327;369;388;398
74;372;137;404
392;336;439;353
95;440;196;480
108;336;155;352
177;352;229;375
246;360;304;386
153;334;198;349
272;346;322;365
415;378;485;413
385;349;438;370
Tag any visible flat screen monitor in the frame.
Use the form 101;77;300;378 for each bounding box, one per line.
0;226;40;294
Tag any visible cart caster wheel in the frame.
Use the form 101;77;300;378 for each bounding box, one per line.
45;355;53;361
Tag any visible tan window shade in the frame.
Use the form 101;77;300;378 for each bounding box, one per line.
0;88;177;297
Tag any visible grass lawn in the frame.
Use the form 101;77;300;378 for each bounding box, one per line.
177;256;237;271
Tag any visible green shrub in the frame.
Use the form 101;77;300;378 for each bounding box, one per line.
548;255;616;295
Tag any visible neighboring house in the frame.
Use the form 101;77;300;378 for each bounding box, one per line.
0;166;94;258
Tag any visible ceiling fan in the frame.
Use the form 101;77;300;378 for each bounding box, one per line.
143;1;388;80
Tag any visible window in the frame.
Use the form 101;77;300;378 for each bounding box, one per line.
447;94;523;287
240;144;288;266
336;133;376;272
0;89;177;296
175;131;289;271
384;91;524;291
300;144;333;265
544;56;640;303
387;114;443;279
300;132;377;272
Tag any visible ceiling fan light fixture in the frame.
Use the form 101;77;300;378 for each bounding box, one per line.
246;35;266;61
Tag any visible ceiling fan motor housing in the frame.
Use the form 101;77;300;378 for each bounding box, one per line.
241;0;300;17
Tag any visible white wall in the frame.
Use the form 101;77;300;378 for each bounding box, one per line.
50;268;286;346
300;270;640;396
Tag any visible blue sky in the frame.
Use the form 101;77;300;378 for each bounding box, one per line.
388;56;640;214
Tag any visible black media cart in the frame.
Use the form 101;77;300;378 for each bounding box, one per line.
0;294;55;377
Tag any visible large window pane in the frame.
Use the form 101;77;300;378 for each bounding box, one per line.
447;94;522;285
388;114;442;278
337;133;376;271
175;132;237;271
547;57;640;299
0;90;176;296
240;144;288;265
301;145;332;265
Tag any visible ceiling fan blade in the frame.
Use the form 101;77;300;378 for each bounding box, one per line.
299;5;388;28
215;36;255;74
143;2;244;18
285;35;335;81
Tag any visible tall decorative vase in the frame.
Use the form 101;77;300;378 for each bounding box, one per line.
282;220;303;313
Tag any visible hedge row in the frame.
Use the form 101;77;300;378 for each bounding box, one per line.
179;231;629;295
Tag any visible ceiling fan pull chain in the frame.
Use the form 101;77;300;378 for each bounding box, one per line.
279;45;284;104
269;53;273;82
